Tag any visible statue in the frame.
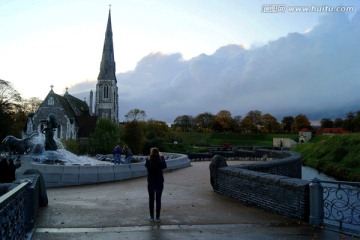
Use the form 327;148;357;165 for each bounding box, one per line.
0;134;37;155
42;115;58;151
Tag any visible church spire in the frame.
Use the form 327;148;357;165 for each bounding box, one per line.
98;9;116;82
94;8;119;123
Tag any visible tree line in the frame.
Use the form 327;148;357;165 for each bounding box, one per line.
2;80;360;155
172;110;360;134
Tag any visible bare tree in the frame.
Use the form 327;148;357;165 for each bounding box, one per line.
124;108;147;122
0;79;22;138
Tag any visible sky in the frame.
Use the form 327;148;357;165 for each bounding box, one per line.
1;0;360;123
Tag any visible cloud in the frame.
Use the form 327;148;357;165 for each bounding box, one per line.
71;12;360;123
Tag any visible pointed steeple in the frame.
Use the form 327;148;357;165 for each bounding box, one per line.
94;8;119;123
98;9;117;82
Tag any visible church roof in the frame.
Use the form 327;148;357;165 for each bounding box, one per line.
44;89;89;119
52;92;77;118
64;91;90;116
97;10;117;81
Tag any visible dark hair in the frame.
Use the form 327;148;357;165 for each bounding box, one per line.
149;147;160;165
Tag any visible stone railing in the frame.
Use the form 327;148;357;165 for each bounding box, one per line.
210;151;309;220
0;172;48;238
0;182;27;240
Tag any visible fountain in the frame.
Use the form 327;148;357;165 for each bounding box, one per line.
0;115;190;187
0;113;108;166
0;128;191;187
0;132;101;166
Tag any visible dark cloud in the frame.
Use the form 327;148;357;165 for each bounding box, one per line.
71;12;360;123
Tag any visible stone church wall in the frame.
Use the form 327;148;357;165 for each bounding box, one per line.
32;96;72;140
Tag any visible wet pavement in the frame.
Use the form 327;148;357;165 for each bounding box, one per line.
30;162;356;240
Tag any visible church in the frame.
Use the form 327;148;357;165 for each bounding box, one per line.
25;9;119;141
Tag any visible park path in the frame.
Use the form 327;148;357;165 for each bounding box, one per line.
30;162;352;240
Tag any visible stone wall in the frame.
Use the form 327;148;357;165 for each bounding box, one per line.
0;182;26;239
210;151;310;220
19;153;191;188
237;151;302;178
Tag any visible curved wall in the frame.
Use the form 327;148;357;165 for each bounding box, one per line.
18;153;191;188
210;150;310;220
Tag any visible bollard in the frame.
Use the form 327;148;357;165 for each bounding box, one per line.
309;178;324;226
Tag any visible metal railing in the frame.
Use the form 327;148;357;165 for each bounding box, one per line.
309;178;360;237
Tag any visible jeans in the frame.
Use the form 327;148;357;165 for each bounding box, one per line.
148;182;164;219
114;154;121;164
125;155;132;164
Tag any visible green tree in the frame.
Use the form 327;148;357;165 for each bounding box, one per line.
233;115;243;133
146;120;169;139
354;111;360;132
281;116;294;133
320;118;334;129
173;115;193;132
122;120;146;154
260;113;279;133
241;110;262;133
193;112;215;132
144;120;170;152
334;118;343;128
90;118;121;154
343;112;355;132
241;116;253;134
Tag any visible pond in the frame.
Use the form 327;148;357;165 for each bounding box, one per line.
301;166;335;181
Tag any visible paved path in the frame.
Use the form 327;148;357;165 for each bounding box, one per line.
31;162;355;240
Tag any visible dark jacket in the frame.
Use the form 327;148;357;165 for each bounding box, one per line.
0;159;18;183
145;156;167;184
113;146;121;155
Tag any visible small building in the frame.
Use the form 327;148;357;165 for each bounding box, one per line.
273;138;297;148
317;128;349;135
299;128;312;143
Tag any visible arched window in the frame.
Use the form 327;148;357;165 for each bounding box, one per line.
48;97;54;105
103;85;109;99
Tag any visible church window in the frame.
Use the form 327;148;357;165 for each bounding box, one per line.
102;112;108;119
57;124;61;138
104;85;109;99
48;97;54;105
26;119;33;134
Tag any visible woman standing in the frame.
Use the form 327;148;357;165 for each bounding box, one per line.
145;148;167;222
123;145;133;164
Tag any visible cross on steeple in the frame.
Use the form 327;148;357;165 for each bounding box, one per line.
50;85;54;90
109;4;111;10
65;87;68;93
